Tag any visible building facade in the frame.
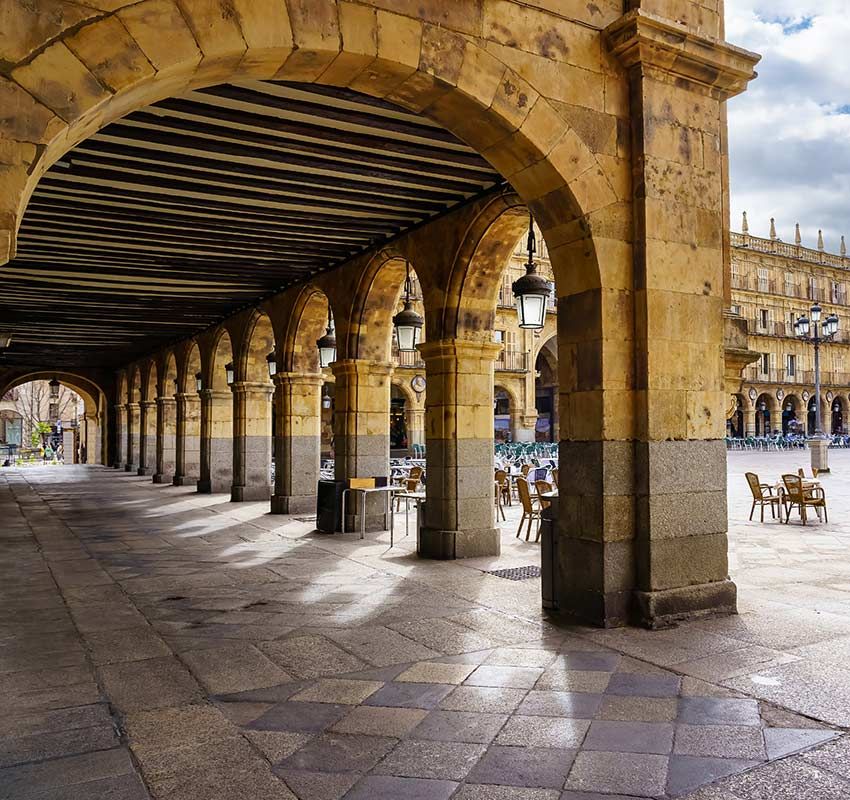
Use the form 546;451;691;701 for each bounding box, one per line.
729;219;850;437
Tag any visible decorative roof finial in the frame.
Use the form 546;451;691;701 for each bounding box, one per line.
742;211;749;234
818;230;825;251
841;236;847;258
795;223;802;246
769;218;777;240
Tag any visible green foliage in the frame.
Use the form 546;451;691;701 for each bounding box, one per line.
30;421;51;448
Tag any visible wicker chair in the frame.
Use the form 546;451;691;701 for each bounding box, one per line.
516;478;541;542
534;480;554;510
781;473;827;525
495;469;511;507
745;472;782;522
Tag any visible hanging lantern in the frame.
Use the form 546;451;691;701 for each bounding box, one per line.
392;261;424;352
49;377;60;400
224;362;235;386
512;213;551;330
317;311;336;368
195;372;203;392
266;351;277;379
321;384;332;410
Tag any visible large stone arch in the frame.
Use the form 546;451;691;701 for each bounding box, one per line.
0;370;108;465
0;2;613;323
196;325;234;494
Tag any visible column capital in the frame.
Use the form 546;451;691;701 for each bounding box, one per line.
330;359;393;379
174;392;200;402
272;371;324;388
231;380;274;394
199;389;231;401
125;401;140;411
155;396;176;406
418;339;502;364
604;10;760;99
140;399;156;409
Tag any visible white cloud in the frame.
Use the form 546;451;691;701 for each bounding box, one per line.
726;1;850;251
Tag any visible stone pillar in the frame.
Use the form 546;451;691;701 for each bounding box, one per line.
271;373;322;514
512;411;537;442
173;393;200;486
744;407;756;438
84;413;98;465
153;397;176;484
198;390;232;494
602;11;758;626
332;359;392;529
125;402;139;472
231;381;273;502
113;404;126;468
419;340;501;559
405;407;425;447
137;400;156;476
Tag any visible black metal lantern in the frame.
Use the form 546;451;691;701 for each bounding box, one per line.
321;384;332;410
317;311;336;369
512;213;551;330
266;351;277;379
794;314;810;337
49;377;60;400
195;372;203;392
392;261;424;352
824;313;840;337
224;362;235;386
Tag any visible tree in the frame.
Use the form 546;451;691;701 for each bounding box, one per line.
31;421;51;448
12;381;80;446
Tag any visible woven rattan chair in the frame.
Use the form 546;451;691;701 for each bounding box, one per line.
781;473;827;525
495;469;511;507
516;478;541;542
534;479;554;510
745;472;782;522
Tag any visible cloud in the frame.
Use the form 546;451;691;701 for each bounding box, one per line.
726;1;850;251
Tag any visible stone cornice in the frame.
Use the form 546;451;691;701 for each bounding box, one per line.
604;10;761;98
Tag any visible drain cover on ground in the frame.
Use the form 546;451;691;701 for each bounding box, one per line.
485;565;541;581
295;516;317;523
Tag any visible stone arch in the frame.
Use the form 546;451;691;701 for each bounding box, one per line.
207;327;234;393
116;371;128;406
276;285;333;375
141;360;158;403
240;311;276;386
128;365;142;404
0;3;611;328
755;392;776;437
161;351;178;397
0;370;108;465
181;341;202;395
831;394;848;435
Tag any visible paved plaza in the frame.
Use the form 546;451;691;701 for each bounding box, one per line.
3;454;850;799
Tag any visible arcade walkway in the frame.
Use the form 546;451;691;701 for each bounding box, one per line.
2;465;849;800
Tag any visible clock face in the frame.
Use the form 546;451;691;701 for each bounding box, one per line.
411;375;426;393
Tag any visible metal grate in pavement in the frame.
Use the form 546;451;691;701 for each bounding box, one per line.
485;565;541;581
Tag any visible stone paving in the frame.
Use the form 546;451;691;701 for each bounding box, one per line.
2;458;850;799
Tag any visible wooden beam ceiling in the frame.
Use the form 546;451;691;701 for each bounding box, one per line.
1;81;502;369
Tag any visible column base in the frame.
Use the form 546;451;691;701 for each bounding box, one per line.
271;494;316;514
231;485;271;502
419;527;500;559
197;478;232;494
124;463;137;472
153;473;174;484
546;589;632;629
633;579;737;629
136;466;152;476
173;475;198;486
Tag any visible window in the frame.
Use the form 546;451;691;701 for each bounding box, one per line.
809;276;819;300
730;304;741;315
832;281;844;304
787;354;796;376
789;311;797;327
761;353;770;375
505;331;519;352
757;268;770;292
493;330;504;344
759;309;769;330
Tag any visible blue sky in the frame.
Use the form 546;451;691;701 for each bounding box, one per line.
727;1;850;251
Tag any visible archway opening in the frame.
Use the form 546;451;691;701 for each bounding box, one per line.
755;393;774;437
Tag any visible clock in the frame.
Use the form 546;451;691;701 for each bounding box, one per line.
411;375;426;394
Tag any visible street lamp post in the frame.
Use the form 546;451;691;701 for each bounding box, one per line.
795;303;839;472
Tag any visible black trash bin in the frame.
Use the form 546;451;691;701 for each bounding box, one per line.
540;495;559;611
316;479;345;533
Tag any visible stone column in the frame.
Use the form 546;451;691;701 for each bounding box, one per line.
153;397;176;484
602;12;758;626
198;389;232;494
113;404;126;468
332;359;392;529
271;372;322;514
231;381;273;502
419;340;501;559
744;407;756;438
173;392;200;486
405;407;425;447
125;402;139;472
511;411;537;442
137;400;155;476
84;412;98;464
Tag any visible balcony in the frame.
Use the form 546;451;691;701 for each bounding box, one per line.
495;350;528;372
745;366;785;383
392;349;425;369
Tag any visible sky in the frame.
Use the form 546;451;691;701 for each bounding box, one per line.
726;0;850;251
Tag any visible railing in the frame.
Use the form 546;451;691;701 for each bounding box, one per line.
743;366;850;387
745;366;785;383
748;319;788;337
495;350;528;372
392;349;425;369
731;231;850;269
